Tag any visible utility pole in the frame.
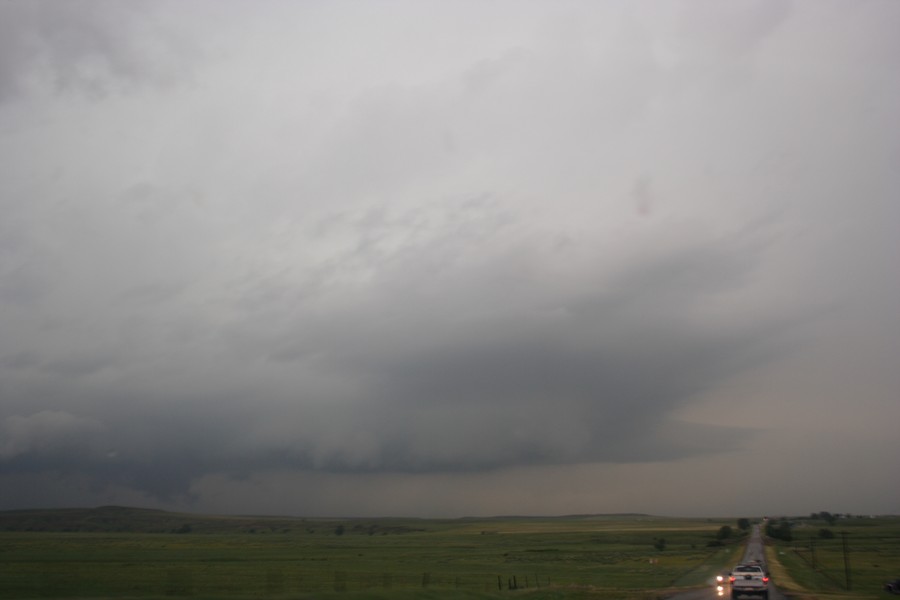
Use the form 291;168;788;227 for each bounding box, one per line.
841;531;851;590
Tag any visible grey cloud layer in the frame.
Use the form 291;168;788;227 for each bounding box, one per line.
1;0;898;514
0;195;787;499
0;1;189;102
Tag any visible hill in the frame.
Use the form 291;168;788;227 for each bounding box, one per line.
0;505;413;534
0;506;659;534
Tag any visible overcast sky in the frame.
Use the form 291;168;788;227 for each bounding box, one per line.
1;0;898;518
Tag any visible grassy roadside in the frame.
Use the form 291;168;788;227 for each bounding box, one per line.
765;544;819;599
765;545;873;600
673;543;744;587
763;517;900;600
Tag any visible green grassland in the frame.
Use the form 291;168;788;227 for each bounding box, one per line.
764;516;900;600
0;507;742;599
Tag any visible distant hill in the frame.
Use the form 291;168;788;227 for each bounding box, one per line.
0;505;426;534
0;506;664;534
472;513;652;520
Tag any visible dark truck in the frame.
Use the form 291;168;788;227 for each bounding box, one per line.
729;563;769;599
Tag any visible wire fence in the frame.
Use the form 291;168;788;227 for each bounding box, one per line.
4;565;557;597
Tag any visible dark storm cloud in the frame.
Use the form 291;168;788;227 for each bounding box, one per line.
0;390;253;501
246;223;779;473
0;411;103;461
0;210;783;503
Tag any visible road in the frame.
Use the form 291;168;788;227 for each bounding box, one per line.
666;526;785;600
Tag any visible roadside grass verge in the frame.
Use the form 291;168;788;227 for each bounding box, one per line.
672;543;745;587
764;516;900;600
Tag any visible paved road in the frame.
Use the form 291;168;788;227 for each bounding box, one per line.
666;526;785;600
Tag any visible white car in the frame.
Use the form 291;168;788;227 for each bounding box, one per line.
729;564;769;599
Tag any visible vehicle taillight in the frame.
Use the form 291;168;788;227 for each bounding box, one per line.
763;577;769;583
729;577;735;583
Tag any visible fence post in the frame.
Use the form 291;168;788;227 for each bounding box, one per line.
333;571;347;592
842;531;851;591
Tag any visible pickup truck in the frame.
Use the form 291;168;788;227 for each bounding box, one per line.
729;563;769;598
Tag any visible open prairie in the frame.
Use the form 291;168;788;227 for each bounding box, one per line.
1;507;740;599
6;508;899;599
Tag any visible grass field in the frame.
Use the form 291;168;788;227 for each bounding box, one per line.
764;516;900;600
0;508;742;599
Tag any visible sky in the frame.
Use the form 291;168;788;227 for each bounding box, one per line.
1;0;898;519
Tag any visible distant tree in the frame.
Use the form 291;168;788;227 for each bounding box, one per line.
717;525;733;540
817;511;836;526
653;537;666;551
737;518;750;531
334;525;345;536
765;519;792;542
778;521;792;541
819;528;835;539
